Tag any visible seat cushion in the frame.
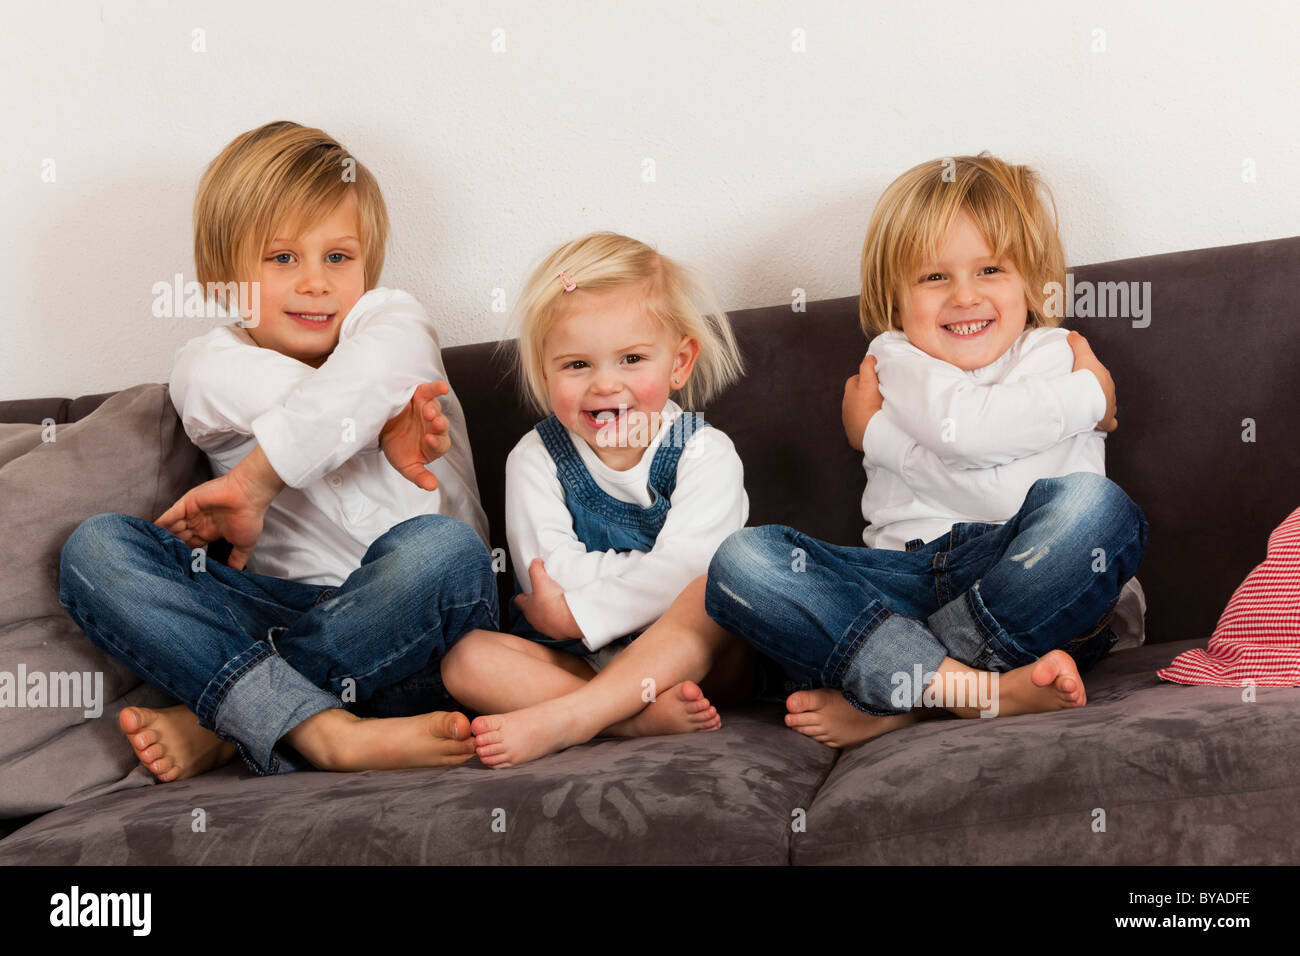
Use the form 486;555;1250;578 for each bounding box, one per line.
792;638;1300;864
0;706;834;865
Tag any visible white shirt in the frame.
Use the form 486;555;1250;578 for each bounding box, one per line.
168;287;489;586
860;327;1107;550
505;400;748;651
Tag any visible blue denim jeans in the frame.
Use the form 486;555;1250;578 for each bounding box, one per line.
58;512;499;775
705;472;1148;715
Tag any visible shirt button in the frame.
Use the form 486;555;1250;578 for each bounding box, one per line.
328;476;343;488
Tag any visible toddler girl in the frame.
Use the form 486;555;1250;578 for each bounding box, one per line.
441;231;753;761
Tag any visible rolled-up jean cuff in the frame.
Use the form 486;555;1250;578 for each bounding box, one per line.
829;605;949;715
926;584;1019;671
209;652;341;776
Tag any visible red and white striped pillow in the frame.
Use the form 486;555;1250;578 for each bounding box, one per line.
1159;506;1300;686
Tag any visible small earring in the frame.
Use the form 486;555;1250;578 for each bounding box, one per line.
672;377;680;386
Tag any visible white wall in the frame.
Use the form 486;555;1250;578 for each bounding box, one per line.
3;0;1297;401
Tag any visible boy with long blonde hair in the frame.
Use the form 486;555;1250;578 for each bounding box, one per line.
709;151;1148;745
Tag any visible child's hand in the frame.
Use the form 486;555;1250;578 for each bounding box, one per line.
1067;332;1118;432
514;559;584;642
842;353;885;451
379;381;452;492
154;446;283;571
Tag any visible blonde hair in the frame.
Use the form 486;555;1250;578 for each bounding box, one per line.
193;121;389;305
859;152;1066;336
508;231;744;416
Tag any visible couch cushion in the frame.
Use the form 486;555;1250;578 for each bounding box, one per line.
7;237;1299;651
792;637;1300;864
0;706;834;864
0;384;210;819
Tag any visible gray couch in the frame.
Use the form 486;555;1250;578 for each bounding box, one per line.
2;236;1297;865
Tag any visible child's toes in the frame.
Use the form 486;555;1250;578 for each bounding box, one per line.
678;681;704;702
119;707;144;734
435;711;472;740
788;715;825;735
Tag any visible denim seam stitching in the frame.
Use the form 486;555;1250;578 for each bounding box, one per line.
826;603;891;690
961;586;1023;668
534;414;707;528
195;643;276;728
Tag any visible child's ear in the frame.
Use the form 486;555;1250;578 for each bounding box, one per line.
672;335;702;386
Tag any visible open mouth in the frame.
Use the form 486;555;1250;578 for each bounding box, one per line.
287;311;335;328
582;407;629;429
942;318;993;337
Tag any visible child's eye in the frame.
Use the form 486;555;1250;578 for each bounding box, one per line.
980;266;1002;275
269;253;295;264
565;360;588;370
622;354;645;365
922;273;946;283
327;253;349;264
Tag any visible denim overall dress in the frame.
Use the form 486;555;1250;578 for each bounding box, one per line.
509;411;710;657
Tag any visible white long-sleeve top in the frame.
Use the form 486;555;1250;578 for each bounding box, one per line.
860;327;1107;550
168;287;489;586
505;400;748;651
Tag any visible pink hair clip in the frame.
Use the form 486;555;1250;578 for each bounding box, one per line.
557;271;577;292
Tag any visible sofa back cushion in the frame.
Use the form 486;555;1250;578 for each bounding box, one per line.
4;236;1298;657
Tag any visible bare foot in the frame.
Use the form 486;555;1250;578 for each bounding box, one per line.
470;697;591;769
118;705;237;782
930;649;1087;718
993;649;1087;716
284;708;477;771
785;689;922;748
614;681;721;737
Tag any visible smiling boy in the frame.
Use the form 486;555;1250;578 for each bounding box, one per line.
58;121;499;779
